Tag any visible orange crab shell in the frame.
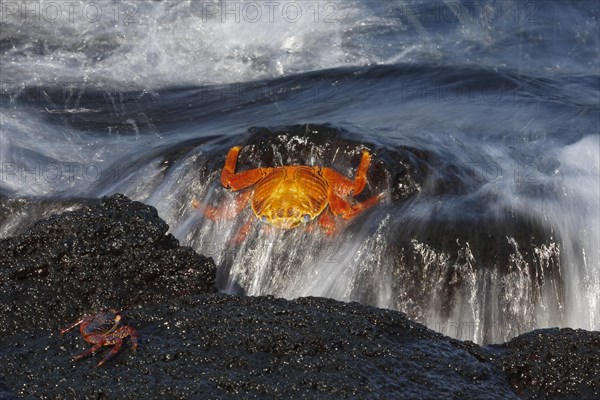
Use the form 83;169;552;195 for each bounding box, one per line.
193;145;383;236
250;166;330;229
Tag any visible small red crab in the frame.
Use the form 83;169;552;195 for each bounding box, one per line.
192;145;383;239
60;309;139;368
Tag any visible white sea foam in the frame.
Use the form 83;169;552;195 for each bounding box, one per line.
1;1;361;88
2;0;594;89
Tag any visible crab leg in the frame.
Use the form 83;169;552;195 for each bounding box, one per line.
231;217;254;244
321;150;372;197
193;190;252;220
192;146;267;219
95;326;139;367
73;343;103;361
221;146;269;191
317;210;338;235
328;193;384;220
127;327;140;351
60;316;89;336
352;150;372;195
96;340;124;368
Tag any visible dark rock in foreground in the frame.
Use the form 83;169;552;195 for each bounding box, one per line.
1;294;517;399
0;193;216;336
496;328;600;399
0;193;598;399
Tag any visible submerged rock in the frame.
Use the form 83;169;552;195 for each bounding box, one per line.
0;193;597;399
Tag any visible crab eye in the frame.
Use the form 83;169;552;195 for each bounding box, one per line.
302;214;311;223
261;216;268;223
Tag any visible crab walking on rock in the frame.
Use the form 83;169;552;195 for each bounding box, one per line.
60;309;139;368
192;146;384;241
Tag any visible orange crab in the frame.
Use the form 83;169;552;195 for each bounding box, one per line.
193;146;383;238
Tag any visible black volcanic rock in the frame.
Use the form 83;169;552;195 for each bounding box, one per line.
1;294;518;399
0;193;598;399
495;328;600;399
0;193;216;336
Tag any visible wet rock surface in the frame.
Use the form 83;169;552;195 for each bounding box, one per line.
0;194;216;336
496;328;600;399
0;193;597;399
1;294;517;399
194;124;427;203
381;211;564;344
0;194;86;238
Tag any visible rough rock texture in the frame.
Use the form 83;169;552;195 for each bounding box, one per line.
0;194;216;336
227;125;426;202
495;328;600;399
0;382;17;400
0;194;85;239
0;193;598;399
1;294;517;399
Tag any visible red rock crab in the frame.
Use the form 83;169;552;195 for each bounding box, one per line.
193;146;383;237
60;309;139;368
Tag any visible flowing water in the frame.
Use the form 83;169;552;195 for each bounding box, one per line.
1;0;598;344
